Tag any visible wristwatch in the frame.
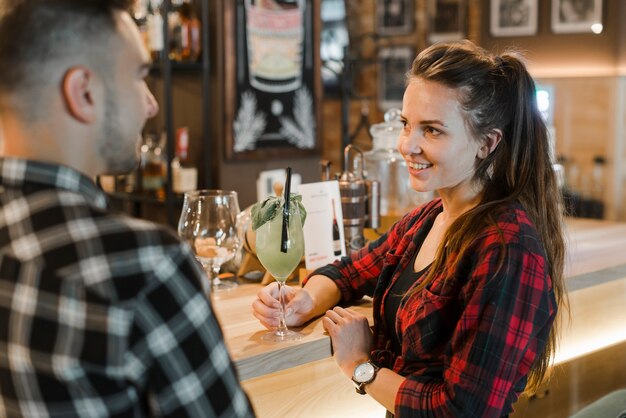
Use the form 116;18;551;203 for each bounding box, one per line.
351;360;380;395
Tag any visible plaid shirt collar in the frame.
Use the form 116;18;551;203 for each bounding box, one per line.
0;157;108;209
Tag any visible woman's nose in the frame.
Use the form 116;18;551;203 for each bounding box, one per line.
398;133;422;156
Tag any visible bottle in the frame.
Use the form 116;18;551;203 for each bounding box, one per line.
590;156;606;219
140;133;166;199
133;0;149;20
134;0;150;53
168;0;184;61
172;127;198;193
331;199;341;256
147;0;164;62
178;0;201;62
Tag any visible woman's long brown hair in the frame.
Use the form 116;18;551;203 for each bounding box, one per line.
408;41;566;393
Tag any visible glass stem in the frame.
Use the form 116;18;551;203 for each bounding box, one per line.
211;265;222;288
276;281;289;336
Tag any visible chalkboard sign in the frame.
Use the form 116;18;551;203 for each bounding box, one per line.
224;0;321;161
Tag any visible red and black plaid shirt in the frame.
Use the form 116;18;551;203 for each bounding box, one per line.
311;199;557;417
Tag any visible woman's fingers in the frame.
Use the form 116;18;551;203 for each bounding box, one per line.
321;316;336;333
251;308;276;329
256;283;281;308
325;308;344;324
251;297;279;319
325;306;360;323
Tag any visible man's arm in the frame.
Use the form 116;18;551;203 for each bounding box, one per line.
127;244;255;418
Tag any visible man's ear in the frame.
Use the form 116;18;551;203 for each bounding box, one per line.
62;66;97;124
478;129;502;159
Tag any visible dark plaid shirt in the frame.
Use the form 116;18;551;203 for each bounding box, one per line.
312;199;557;417
0;158;254;418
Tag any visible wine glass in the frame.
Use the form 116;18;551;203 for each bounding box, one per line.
178;189;241;293
255;199;305;341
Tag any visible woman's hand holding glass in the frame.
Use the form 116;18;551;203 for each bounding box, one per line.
252;283;316;329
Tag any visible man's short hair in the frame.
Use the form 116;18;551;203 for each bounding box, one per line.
0;0;134;97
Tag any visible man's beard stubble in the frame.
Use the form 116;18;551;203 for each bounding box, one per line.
98;83;140;175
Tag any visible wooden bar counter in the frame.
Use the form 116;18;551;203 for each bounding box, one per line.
212;284;373;381
212;218;626;418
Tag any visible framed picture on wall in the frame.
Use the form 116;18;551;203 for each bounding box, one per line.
376;0;415;36
222;0;322;161
490;0;538;37
551;0;603;34
378;46;414;111
428;0;467;44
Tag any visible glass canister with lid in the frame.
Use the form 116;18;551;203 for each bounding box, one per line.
365;108;432;218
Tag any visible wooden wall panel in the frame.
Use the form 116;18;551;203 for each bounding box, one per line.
537;76;618;216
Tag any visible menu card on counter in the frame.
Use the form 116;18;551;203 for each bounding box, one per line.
299;181;346;271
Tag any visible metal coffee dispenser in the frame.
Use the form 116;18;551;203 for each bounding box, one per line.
365;108;431;218
337;145;380;251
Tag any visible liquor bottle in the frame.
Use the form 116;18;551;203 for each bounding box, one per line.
140;132;166;199
331;199;342;256
178;0;201;62
168;0;184;61
590;156;606;219
133;0;149;20
172;127;198;193
133;0;150;53
147;0;164;62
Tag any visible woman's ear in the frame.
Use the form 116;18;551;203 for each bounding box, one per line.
478;129;502;159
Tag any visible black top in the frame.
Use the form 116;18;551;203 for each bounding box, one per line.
384;250;430;355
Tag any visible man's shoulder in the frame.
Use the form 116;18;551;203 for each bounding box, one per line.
95;208;181;247
10;185;182;254
1;188;194;300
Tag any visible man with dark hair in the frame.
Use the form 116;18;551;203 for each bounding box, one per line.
0;1;255;417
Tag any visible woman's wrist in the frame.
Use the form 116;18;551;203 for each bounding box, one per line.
306;288;330;319
341;357;370;379
302;274;342;318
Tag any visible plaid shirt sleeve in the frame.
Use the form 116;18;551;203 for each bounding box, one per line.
395;223;557;417
309;202;432;302
125;243;255;418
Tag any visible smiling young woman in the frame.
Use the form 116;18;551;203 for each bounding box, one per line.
253;39;566;417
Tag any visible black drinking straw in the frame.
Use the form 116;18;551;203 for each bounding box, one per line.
280;167;292;253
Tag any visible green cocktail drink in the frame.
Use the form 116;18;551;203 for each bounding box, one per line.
252;193;306;342
255;206;304;281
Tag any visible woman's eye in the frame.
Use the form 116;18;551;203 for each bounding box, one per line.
424;126;442;137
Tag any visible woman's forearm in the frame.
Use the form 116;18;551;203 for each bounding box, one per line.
303;274;342;319
364;368;404;413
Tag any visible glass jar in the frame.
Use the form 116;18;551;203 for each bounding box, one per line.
365;109;432;218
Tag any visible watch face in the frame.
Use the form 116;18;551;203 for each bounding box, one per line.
353;362;375;383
